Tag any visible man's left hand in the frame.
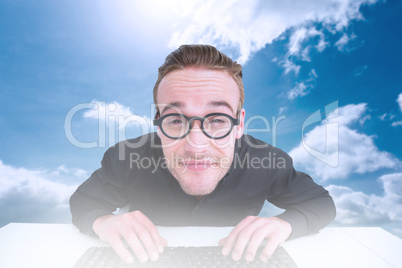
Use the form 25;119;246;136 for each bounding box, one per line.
219;216;292;262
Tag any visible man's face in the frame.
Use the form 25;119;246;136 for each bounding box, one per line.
156;67;245;196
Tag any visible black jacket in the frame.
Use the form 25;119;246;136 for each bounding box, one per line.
70;133;335;239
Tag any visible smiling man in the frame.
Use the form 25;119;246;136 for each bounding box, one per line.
70;44;335;264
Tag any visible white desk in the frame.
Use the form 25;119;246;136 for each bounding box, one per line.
0;223;401;268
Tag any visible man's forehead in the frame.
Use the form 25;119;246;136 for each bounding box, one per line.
159;67;238;90
156;68;239;115
159;100;235;115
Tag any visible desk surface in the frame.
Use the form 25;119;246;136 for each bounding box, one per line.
0;223;401;268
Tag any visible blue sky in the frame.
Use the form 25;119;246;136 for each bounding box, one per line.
1;0;401;237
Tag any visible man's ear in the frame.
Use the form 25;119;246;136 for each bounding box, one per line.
155;110;162;138
235;108;245;139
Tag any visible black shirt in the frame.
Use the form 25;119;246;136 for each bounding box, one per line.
70;133;335;239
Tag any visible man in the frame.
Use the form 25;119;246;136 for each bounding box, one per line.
70;44;335;264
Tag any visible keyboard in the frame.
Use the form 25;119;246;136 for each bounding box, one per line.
73;246;298;267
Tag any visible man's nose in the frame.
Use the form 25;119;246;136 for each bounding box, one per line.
184;120;210;151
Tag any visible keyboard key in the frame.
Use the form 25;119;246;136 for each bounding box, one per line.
73;246;298;268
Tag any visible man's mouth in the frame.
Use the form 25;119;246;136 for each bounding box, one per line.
178;157;218;171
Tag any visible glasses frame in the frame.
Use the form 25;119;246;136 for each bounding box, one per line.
153;112;240;140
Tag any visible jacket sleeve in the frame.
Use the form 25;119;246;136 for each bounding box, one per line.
266;154;336;239
69;146;129;236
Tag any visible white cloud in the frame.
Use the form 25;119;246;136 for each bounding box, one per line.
0;160;87;225
278;106;287;115
288;27;324;57
285;27;327;65
390;93;402;127
316;37;329;52
335;33;357;51
353;65;368;76
397;93;402;113
65;100;154;149
289;103;399;180
327;172;402;225
282;58;301;74
83;100;152;130
287;69;318;100
392;228;402;237
359;114;371;125
391;121;402;127
378;113;387;121
94;0;380;74
288;82;309;100
167;0;380;65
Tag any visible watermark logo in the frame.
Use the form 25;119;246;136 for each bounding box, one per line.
301;101;339;167
243;115;286;148
64;101;152;149
64;101;339;167
128;152;286;173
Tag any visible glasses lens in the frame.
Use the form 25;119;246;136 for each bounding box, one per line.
161;114;189;138
203;114;233;138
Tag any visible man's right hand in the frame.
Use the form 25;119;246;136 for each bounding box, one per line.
92;211;167;264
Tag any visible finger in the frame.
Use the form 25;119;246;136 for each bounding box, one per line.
129;222;160;262
137;212;166;253
230;218;267;261
137;229;160;261
259;234;282;262
120;227;149;263
161;237;168;247
221;216;257;256
218;237;227;246
244;226;273;262
108;236;136;264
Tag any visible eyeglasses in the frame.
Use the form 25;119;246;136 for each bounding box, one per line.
153;113;240;139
